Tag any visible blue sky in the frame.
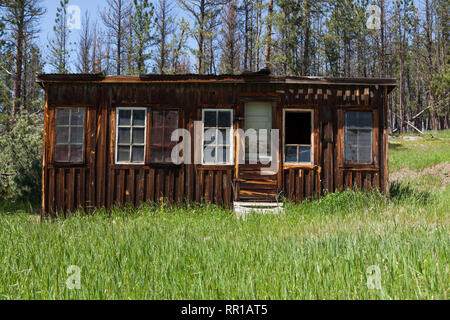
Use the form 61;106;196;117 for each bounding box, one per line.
40;0;113;72
40;0;105;45
39;0;188;72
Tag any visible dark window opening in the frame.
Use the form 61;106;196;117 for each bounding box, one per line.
284;111;312;164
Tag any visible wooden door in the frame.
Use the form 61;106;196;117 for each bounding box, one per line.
237;102;278;202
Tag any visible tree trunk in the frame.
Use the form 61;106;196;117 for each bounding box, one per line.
14;26;24;116
399;57;404;133
302;1;310;76
379;0;386;77
264;0;273;69
243;1;249;70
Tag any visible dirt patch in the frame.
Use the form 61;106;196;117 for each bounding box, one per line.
389;135;424;141
390;163;450;188
403;136;424;141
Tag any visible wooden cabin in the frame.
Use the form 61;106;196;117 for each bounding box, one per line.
37;73;396;216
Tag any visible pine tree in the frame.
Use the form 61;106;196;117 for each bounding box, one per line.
47;0;71;74
219;0;241;74
168;18;190;74
155;0;175;74
1;0;45;115
128;0;155;74
177;0;222;74
77;11;93;73
101;0;132;75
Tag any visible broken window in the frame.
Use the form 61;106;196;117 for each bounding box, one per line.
116;108;147;164
202;109;233;165
344;111;373;164
284;110;313;164
54;108;85;163
149;110;179;163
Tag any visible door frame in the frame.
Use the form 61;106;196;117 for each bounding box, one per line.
235;93;282;200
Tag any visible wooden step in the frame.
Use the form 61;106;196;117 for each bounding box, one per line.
239;189;278;197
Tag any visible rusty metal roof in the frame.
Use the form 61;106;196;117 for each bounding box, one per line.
37;72;397;87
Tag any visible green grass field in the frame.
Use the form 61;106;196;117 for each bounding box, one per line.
0;131;449;300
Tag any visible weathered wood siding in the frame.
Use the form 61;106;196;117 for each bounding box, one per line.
41;79;391;216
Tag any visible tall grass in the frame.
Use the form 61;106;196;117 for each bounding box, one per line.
0;131;448;300
0;189;448;300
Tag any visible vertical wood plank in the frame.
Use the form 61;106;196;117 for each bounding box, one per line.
289;169;295;200
136;168;145;206
127;169;135;204
298;169;304;202
117;170;125;205
146;169;155;202
345;171;352;190
68;168;75;213
355;171;362;191
48;169;55;216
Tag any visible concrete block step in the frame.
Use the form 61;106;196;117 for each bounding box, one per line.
233;202;284;218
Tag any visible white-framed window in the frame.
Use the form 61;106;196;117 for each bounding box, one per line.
54;108;85;163
202;109;234;165
283;109;314;165
115;107;147;164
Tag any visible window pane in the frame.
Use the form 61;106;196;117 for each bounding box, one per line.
163;127;176;145
203;128;216;145
299;146;311;163
118;146;130;162
285;112;311;145
164;148;173;163
55;145;69;162
218;129;230;145
70;145;83;162
150;128;163;145
218;111;232;127
218;147;231;163
285;146;298;162
152;111;164;127
71;127;84;144
131;146;145;162
359;129;372;147
359;112;373;128
133;128;145;144
359;146;372;163
55;126;69;144
56;109;70;125
346;129;358;147
150;147;164;163
204;111;216;127
345;143;358;162
345;112;358;128
346;111;372;129
118;128;131;145
203;146;216;164
118;110;132;126
166;111;179;128
71;109;85;125
133;110;146;126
